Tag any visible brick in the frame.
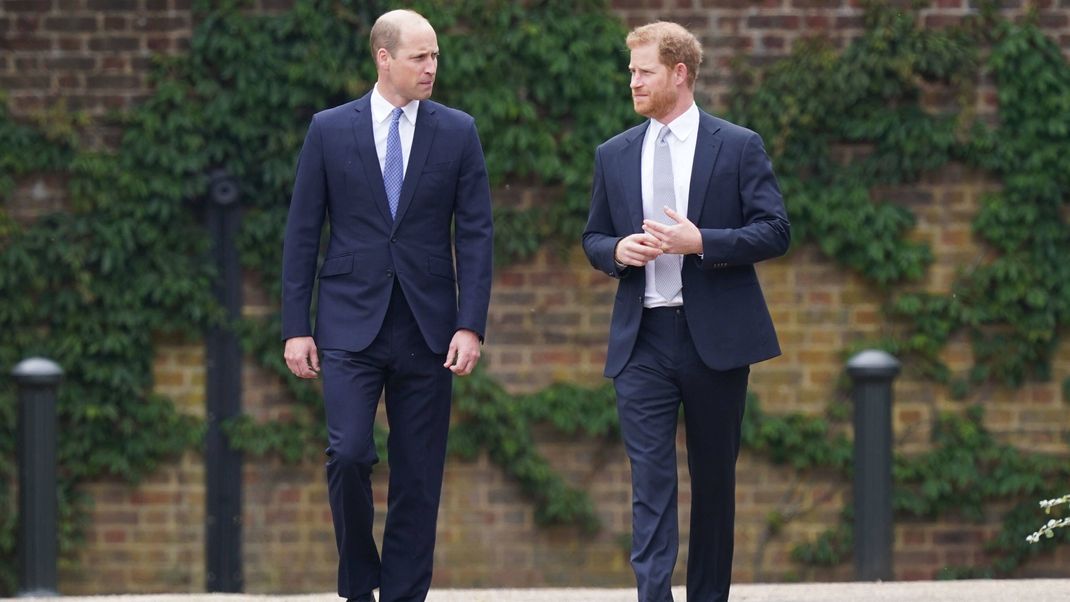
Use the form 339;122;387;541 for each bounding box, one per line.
88;36;140;51
101;55;126;69
44;16;99;32
57;36;85;50
4;0;52;11
1038;13;1069;28
137;16;189;31
86;0;138;9
146;36;173;51
103;15;128;30
0;75;50;89
44;56;97;70
15;15;40;33
2;36;51;51
747;15;801;29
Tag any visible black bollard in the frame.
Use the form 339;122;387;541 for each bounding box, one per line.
846;349;900;582
13;357;63;597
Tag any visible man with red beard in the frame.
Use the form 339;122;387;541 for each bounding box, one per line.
582;21;789;602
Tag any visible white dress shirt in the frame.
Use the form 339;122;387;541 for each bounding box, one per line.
641;102;699;308
371;85;419;177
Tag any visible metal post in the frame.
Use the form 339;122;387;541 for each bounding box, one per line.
13;357;63;598
204;169;244;592
847;349;900;581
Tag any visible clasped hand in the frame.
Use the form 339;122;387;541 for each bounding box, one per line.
615;206;702;267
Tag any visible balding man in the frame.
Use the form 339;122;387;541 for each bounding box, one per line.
583;21;789;602
281;9;493;602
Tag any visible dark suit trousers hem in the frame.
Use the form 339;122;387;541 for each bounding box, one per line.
321;282;452;602
613;306;749;602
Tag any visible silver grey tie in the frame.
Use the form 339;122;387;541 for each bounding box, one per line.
652;126;682;299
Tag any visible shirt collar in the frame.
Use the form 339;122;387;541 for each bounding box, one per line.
371;84;419;126
651;102;699;143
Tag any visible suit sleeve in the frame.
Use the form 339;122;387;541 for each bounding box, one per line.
582;147;629;279
697;131;790;269
280;116;327;340
452;120;494;340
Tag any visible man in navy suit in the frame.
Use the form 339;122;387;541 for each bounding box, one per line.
583;21;789;602
281;10;492;602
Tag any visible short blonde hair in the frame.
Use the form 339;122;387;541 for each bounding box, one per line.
369;9;429;58
626;21;703;89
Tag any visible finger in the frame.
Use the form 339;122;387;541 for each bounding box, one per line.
443;343;458;369
284;357;299;377
456;352;478;376
308;345;320;373
626;248;659;263
637;232;662;246
449;353;467;374
663;206;685;223
462;354;479;375
641;228;671;247
642;220;669;235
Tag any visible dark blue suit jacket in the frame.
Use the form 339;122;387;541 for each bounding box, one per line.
282;93;493;354
582;110;790;377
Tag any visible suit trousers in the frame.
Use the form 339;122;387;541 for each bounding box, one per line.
320;281;452;602
613;306;749;602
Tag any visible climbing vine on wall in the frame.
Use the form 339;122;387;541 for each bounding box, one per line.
0;0;636;591
727;1;1070;576
1;0;1068;591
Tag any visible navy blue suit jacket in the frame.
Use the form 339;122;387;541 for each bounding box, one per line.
282;93;493;354
582;110;790;377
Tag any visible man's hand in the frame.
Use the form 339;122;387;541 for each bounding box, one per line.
614;232;663;267
642;206;703;255
284;336;320;379
444;329;481;376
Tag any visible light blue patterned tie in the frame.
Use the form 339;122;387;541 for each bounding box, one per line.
383;107;404;219
652;126;682;299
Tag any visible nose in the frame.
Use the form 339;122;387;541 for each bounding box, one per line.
630;73;641;89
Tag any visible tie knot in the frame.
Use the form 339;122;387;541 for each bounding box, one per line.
658;126;673;145
390;107;403;124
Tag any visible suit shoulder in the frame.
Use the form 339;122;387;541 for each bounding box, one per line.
315;98;362;118
310;98;362;127
597;121;647;154
704;113;762;144
423;99;476;128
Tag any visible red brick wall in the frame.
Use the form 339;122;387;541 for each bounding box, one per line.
3;0;1069;593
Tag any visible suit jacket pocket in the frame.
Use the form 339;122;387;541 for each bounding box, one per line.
427;255;455;281
318;253;354;278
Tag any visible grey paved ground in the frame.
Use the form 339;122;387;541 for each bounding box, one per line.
8;580;1070;602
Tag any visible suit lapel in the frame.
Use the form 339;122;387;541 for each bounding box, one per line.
392;102;436;232
620;123;648;233
688;112;723;224
351;95;393;225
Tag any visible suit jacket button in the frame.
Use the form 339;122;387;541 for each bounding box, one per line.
386;269;394;278
390;237;397;243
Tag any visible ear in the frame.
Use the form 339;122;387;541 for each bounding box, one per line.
673;63;688;87
376;48;391;70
